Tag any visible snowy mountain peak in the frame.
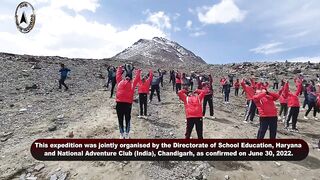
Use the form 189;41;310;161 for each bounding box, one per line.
112;37;206;67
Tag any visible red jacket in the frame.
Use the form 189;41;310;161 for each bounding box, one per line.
138;70;153;94
283;81;302;107
176;72;182;84
116;66;141;104
234;81;240;89
220;78;226;86
278;85;288;104
241;79;255;100
178;89;206;118
261;82;269;90
253;92;279;117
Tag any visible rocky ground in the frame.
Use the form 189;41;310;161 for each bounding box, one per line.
0;53;320;180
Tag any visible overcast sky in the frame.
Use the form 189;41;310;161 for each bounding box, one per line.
1;0;320;64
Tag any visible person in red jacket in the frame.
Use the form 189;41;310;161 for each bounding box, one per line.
253;89;279;139
278;85;288;122
234;79;240;96
175;71;182;94
202;75;215;119
241;78;256;123
137;70;153;119
178;88;207;139
282;79;302;132
116;65;141;139
220;77;227;94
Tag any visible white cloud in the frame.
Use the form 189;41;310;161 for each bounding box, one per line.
173;27;181;32
250;42;288;55
186;20;192;29
50;0;100;12
286;56;320;63
197;0;246;24
146;11;171;29
0;0;167;58
190;31;206;37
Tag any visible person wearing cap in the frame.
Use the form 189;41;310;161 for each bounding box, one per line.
115;65;141;139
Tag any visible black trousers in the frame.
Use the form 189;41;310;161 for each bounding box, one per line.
224;92;230;102
279;103;288;117
139;93;148;116
176;83;181;94
287;107;299;129
305;101;317;117
110;80;116;98
303;94;308;108
150;85;161;102
116;102;132;134
257;117;277;139
273;83;279;90
244;100;256;121
235;88;239;96
203;95;214;116
185;118;203;139
170;77;175;90
59;77;68;90
190;82;193;91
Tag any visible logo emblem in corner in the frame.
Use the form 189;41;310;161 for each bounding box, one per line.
15;1;36;33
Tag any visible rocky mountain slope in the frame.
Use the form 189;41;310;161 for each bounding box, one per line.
112;37;207;67
0;51;320;180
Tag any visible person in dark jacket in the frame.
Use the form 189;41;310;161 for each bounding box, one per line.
158;68;165;87
223;81;232;103
58;63;71;91
241;78;256;123
106;66;117;98
124;63;135;79
169;70;176;91
149;73;163;103
273;77;279;90
304;91;318;120
234;79;240;96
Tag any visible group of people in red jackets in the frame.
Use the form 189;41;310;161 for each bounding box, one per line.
113;64;320;140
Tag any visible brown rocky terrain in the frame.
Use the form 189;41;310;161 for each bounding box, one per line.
0;50;320;180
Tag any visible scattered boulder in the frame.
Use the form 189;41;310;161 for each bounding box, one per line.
25;84;38;90
48;125;57;132
34;163;45;172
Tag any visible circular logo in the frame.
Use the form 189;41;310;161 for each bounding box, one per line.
15;1;36;33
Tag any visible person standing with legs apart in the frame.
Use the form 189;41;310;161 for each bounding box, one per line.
175;71;182;94
234;79;240;96
283;79;302;132
178;88;208;139
202;75;215;119
138;70;153;119
304;91;318;120
115;65;141;139
58;63;71;91
253;88;279;139
149;73;162;103
241;78;256;123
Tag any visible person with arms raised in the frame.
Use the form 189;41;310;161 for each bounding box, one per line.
115;65;141;139
253;88;279;139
